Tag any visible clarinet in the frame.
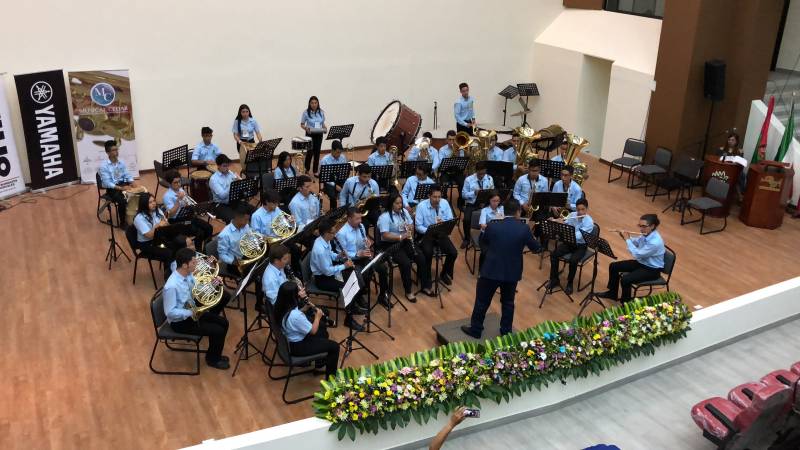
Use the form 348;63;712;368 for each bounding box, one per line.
403;211;416;255
286;267;333;326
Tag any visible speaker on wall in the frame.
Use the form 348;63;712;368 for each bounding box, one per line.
704;59;726;102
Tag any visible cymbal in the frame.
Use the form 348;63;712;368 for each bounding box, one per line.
475;123;514;134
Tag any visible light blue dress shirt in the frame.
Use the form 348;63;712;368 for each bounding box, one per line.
300;109;325;129
133;211;165;242
289;192;320;230
232;118;261;140
487;146;504;162
565;213;595;245
408;146;437;162
262;263;287;305
163;187;188;217
415;199;454;234
401;175;435;207
320;153;348;187
251;206;281;238
340;176;380;206
513;174;550;205
552;154;580;164
454;96;475;126
283;307;312;343
192;142;221;162
378;209;413;238
627;230;665;269
461;173;494;205
551;180;583;211
98;159;132;188
162;270;195;323
434;145;465;171
274;165;298;180
503;146;518;169
479;205;505;226
217;223;250;265
367;151;392;166
210;171;237;204
336;223;369;259
310;237;345;276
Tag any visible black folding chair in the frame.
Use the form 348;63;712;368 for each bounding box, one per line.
95;172;115;225
465;210;483;275
149;290;205;376
652;157;704;212
125;225;159;289
608;138;646;187
632;246;676;297
681;177;729;234
632;147;672;196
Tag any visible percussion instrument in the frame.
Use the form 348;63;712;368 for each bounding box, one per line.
429;129;449;149
238;141;257;167
306;128;325;135
476;123;513;135
371;100;422;150
123;186;148;225
189;170;212;203
291;136;312;150
206;163;218;173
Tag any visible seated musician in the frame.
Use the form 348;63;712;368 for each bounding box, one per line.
460;161;494;248
133;193;174;279
319;140;348;209
367;136;392;166
274;281;339;378
486;135;505;163
259;244;299;312
546;198;594;295
252;189;303;274
289;175;321;231
164;248;231;370
408;131;436;163
311;219;365;331
378;192;427;302
598;214;665;303
274;151;299;180
401;165;435;212
217;205;252;271
162;169;213;250
209;154;242;223
479;190;504;231
504;134;520;170
340;164;381;230
551;138;580;163
336;207;390;308
551;165;583;213
415;184;457;296
191;126;221;169
513;158;550;213
434;130;466;195
99;140;138;226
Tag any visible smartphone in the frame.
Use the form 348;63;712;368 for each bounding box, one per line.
463;408;480;418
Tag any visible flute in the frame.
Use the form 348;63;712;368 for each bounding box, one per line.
608;229;644;236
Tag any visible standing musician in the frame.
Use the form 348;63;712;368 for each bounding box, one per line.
191;126;221;169
319;140;348;208
408;132;436;162
454;82;476;135
546;198;594;295
164;248;231;370
289;175;321;231
513;158;550;212
336;207;390;308
598;214;665;303
460;161;494;249
551;165;583;213
216;206;252;270
340;164;381;231
133;193;174;279
99;139;138;226
300;95;327;175
367;136;392;166
311;219;366;331
232;103;263;152
274;282;339;378
162;169;213;250
401;165;435;212
378;192;427;302
209;154;245;223
461;199;541;338
415;185;457;296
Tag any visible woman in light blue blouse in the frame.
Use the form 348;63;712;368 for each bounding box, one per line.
232;104;263;150
300;96;327;175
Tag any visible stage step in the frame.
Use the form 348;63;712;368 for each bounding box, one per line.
433;313;515;345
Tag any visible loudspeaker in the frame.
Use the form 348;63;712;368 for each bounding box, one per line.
704;59;726;101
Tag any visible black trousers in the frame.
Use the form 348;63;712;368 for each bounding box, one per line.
456;123;474;135
188;218;213;250
304;132;323;173
323;183;341;211
549;243;587;285
290;324;339;378
439;170;464;203
387;240;426;294
214;201;256;224
419;235;457;289
353;257;389;297
138;240;174;278
469;277;517;335
606;259;662;301
106;189;127;225
171;291;230;363
462;203;477;242
315;272;365;316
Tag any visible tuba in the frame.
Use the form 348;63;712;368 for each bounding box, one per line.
514;126;539;169
455;131;482;172
268;209;298;244
564;133;590;185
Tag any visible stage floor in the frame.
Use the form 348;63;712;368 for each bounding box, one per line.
2;151;798;449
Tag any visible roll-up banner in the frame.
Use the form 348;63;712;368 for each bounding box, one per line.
67;70;138;183
14;70;78;190
0;78;27;198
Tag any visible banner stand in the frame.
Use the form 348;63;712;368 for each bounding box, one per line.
30;180;79;194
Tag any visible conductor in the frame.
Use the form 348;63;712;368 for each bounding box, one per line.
461;199;541;338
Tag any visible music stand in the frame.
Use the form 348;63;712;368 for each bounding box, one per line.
516;83;540;127
319;162;351;186
401;160;433;179
421;218;457;307
498;85;519;126
231;259;269;377
578;234;617;316
376;241;407;326
101;200;130;269
536;220;577;307
326;124;354;145
229;177;259;205
539;159;566;180
162;144;190;179
246;139;280;199
413;182;434;204
370;164;394;192
273;176;298;202
485;161;514;189
438;156;468;175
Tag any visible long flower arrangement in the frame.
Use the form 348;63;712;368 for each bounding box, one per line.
313;291;691;441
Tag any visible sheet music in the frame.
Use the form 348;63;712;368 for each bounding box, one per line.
342;271;359;307
234;260;263;298
722;155;748;168
360;252;385;274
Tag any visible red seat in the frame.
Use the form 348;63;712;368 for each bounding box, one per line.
691;397;742;444
728;382;764;409
760;369;800;389
790;361;800;376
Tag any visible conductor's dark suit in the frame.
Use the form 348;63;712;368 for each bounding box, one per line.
466;217;541;336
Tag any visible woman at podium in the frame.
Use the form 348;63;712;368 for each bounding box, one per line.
718;131;742;156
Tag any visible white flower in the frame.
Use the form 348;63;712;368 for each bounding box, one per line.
520;341;529;349
539;352;547;360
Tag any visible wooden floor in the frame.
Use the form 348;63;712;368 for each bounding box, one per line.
2;151;799;449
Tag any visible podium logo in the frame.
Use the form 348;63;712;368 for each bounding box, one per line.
711;170;729;183
90;82;116;107
30;81;53;104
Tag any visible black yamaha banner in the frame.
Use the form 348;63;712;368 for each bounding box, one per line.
14;70;78;189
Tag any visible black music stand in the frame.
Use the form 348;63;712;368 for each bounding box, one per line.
531;192;567;212
578;234;617;316
101;200;130;269
438;156;469;202
536;219;576;307
516;83;540;127
421;218;457;307
326;124;354;145
485;161;514;189
229;178;259;206
413;182;434;204
540;159;566;180
273;176;298;203
246;139;280;199
318;163;351;208
162;144;189;175
377;241;408;326
370;164;394;193
231;259;268;377
498;85;519;127
401;160;433;179
534;134;566;160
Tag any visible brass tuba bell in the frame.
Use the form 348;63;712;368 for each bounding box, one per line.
563;133;590;185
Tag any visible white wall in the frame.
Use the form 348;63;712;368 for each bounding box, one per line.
777;0;800;71
0;0;565;183
577;55;613;156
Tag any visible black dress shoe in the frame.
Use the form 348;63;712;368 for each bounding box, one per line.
405;293;417;303
440;274;452;286
564;283;574;295
545;280;560;290
220;355;230;363
207;359;230;370
345;317;365;332
422;288;436;297
378;294;392;309
460;240;469;249
596;290;617;300
460;325;481;339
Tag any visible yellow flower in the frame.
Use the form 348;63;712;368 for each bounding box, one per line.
527;350;534;357
359;392;365;398
351;413;359;421
385;390;393;396
367;378;372;385
415;371;421;377
373;390;380;396
593;333;601;340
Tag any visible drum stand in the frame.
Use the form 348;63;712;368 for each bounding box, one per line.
102;200;130;269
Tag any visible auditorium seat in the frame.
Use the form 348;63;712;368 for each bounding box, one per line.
760;369;799;391
790;361;800;375
727;382;764;409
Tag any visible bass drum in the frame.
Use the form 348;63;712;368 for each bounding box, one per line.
370;100;422;150
190;170;212;203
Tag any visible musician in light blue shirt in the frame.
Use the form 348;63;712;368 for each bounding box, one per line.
547;198;595;295
339;165;380;207
273;151;299;180
261;244;293;308
377;193;427;299
435;130;466;194
460;161;494;247
599;214;666;303
250;190;282;239
232;104;262;147
408;132;436;163
99;140;138;225
163;170;213;249
320;140;349;209
289;175;321;231
132;193;173;278
454;82;476;134
478;191;505;229
217;208;251;266
209;154;242;223
551;139;580;164
300;96;327;175
367;145;393;167
414;185;457;294
503;135;521;170
513;159;550;211
191;127;221;168
435;132;465;171
551;166;583;212
401;165;435;210
336;208;390;305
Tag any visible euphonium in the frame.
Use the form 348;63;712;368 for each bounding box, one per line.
415;137;433;163
237;230;268;273
267;209;298;244
514;126;539;169
455;131;481;172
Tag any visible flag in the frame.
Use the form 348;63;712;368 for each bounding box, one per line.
775;100;795;162
751;96;775;165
